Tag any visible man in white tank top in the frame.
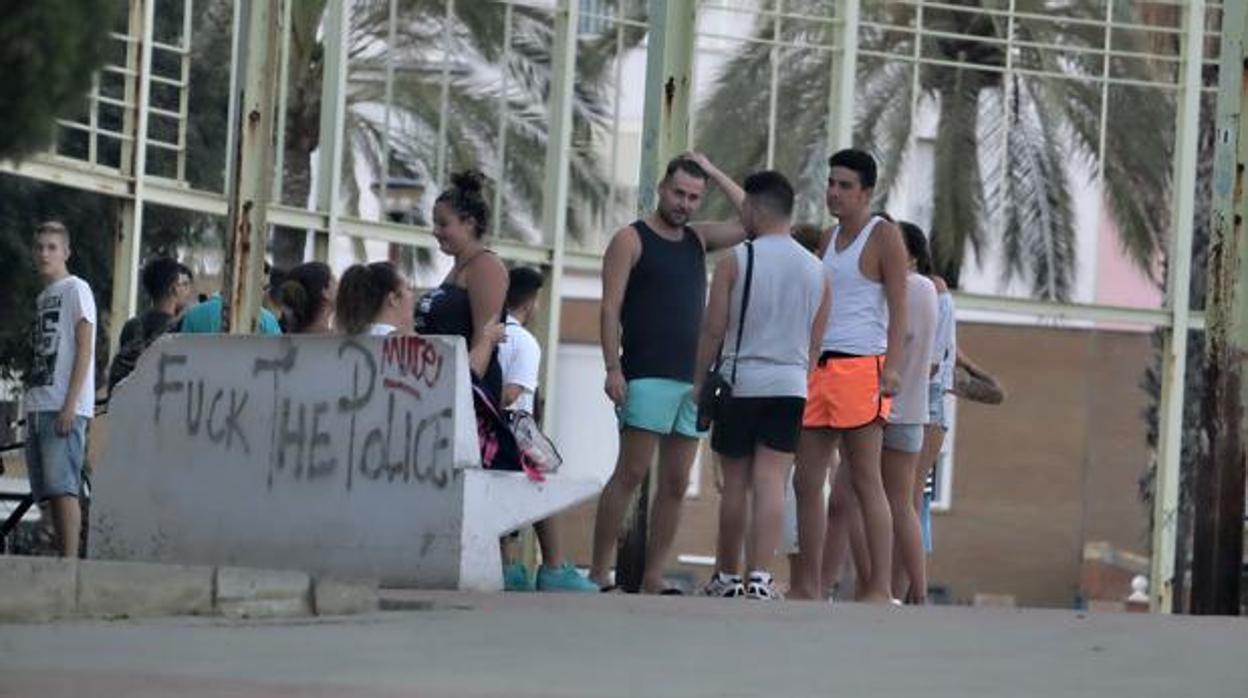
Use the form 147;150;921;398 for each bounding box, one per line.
791;149;911;603
691;171;831;600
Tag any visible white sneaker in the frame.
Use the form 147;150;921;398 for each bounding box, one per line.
746;571;783;600
700;571;745;598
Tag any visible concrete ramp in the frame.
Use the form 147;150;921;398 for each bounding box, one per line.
92;334;600;591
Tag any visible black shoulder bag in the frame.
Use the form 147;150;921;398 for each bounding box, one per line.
696;241;755;431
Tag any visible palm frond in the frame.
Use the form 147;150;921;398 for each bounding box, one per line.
928;65;986;286
1003;77;1078;300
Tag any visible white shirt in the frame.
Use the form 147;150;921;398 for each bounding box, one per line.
498;314;541;414
822;217;889;355
364;323;397;336
932;291;957;391
25;275;97;418
888;273;937;425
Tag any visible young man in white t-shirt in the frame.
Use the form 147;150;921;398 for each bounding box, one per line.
24;221;97;558
499;267;544;416
497;266;596;592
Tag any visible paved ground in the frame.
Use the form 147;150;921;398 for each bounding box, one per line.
2;590;1246;698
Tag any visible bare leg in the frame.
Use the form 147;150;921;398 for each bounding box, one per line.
589;428;661;586
50;495;80;559
535;516;563;568
843;422;892;603
641;435;699;593
792;429;838;599
909;425;946;603
745;445;790;575
822;462;853;595
883;445;923;604
848;490;871;593
824;461;872;598
714;454;750;576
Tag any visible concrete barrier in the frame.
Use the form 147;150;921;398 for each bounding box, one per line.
92;335;601;590
77;559;213;619
0;556;76;622
216;566;312;619
0;556;378;622
313;576;379;616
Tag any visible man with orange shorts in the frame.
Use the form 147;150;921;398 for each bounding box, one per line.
790;149;909;603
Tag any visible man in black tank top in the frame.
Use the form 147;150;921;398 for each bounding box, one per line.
588;153;749;593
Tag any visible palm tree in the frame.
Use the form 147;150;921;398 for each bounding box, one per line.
245;0;635;270
694;0;1177;300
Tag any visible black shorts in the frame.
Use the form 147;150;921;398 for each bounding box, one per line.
710;396;807;458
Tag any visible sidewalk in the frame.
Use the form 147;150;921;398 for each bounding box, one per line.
2;590;1245;698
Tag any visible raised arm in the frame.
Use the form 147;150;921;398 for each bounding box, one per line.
685;152;747;252
600;226;640;406
877;222;909;396
692;253;738;396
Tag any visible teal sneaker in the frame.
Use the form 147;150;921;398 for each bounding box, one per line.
535;562;599;592
503;563;534;592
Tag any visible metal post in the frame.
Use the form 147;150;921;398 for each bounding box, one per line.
1150;0;1204;613
822;0;858;227
616;0;697;593
825;0;859;153
221;0;282;334
1193;0;1246;616
108;0;155;356
537;0;579;433
435;0;454;188
314;0;349;263
271;0;294;197
635;0;696;214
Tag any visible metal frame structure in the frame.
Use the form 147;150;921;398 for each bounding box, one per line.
0;0;1224;611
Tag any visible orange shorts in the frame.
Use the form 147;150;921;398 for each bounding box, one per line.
802;354;891;430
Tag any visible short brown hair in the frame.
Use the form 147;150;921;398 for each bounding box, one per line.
663;156;708;183
34;221;70;244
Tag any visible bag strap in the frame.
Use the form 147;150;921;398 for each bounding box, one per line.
729;240;755;385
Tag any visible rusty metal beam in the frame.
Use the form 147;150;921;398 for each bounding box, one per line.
221;0;282;334
1150;0;1206;613
1192;0;1247;616
107;0;154;356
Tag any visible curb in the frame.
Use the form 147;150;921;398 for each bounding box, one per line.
0;555;378;623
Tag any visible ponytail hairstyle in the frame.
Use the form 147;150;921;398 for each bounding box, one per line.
335;261;403;335
278;261;333;333
435;170;490;239
899;221;933;276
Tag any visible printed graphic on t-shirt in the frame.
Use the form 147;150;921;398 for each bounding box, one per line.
413;288;442;332
29;293;63;388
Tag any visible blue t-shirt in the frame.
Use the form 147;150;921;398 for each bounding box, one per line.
178;295;282;334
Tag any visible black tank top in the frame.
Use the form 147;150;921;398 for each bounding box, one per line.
619;219;706;382
413;283;504;401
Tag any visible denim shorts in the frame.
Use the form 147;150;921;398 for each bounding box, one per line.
24;411;87;501
882;422;924;453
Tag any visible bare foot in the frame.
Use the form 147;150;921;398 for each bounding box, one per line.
856;591;893;605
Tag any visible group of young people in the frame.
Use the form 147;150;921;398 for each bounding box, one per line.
23;146;980;605
587;148;970;603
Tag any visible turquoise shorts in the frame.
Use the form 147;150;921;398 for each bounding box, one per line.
619;378;703;438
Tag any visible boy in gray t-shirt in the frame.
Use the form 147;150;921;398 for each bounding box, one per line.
24;221;96;558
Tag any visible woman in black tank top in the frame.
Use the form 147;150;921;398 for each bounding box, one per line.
413;171;508;401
